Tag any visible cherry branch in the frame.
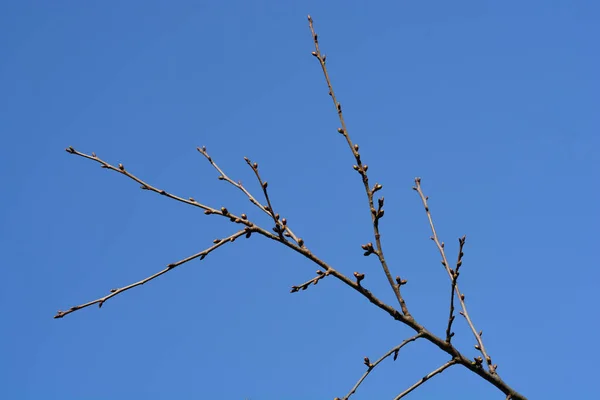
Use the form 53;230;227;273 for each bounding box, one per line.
290;270;329;293
64;147;252;227
307;15;409;317
393;359;459;400
445;235;466;343
54;229;249;318
413;177;495;373
196;146;301;245
342;334;422;400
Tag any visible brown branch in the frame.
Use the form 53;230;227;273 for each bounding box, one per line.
57;17;528;400
413;177;495;374
196;146;302;245
290;270;329;293
54;229;249;318
394;359;459;400
243;156;285;239
343;334;422;399
307;15;410;317
445;235;466;343
64;147;253;227
61;146;526;399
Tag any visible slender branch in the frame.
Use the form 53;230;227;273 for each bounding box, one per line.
290;270;329;293
413;177;495;373
243;156;285;239
307;15;410;317
445;235;466;343
54;229;249;318
343;334;422;399
196;146;301;245
64;147;252;227
393;359;458;400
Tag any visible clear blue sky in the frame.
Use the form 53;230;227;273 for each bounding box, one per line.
1;1;598;399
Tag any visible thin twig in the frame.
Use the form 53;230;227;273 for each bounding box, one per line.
343;334;422;399
445;235;466;343
307;15;410;317
290;270;329;293
196;146;301;245
55;229;249;318
394;359;458;399
244;156;285;239
64;147;252;227
413;177;495;373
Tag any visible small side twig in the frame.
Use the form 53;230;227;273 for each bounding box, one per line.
54;229;249;318
243;156;286;239
196;146;301;245
290;270;329;293
445;235;466;343
64;147;252;227
307;15;410;317
393;359;458;400
343;334;422;399
413;177;495;374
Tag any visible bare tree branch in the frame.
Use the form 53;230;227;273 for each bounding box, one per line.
343;334;422;399
307;15;410;317
290;270;329;293
445;235;466;343
55;16;528;400
413;177;495;373
54;229;249;318
394;359;459;400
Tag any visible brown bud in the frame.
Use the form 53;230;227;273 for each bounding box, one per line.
337;128;344;134
241;213;247;220
353;272;365;283
262;181;268;189
281;218;287;225
354;144;359;152
221;207;229;215
118;163;124;170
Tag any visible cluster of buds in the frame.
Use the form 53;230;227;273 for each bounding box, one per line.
361;242;375;256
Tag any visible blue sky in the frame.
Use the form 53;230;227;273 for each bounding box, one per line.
1;1;598;399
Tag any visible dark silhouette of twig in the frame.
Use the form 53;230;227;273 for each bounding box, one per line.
308;15;410;318
343;334;422;399
413;177;495;374
393;359;459;399
54;229;248;319
445;235;466;343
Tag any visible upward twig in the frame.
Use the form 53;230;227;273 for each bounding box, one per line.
413;177;495;374
307;15;410;317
